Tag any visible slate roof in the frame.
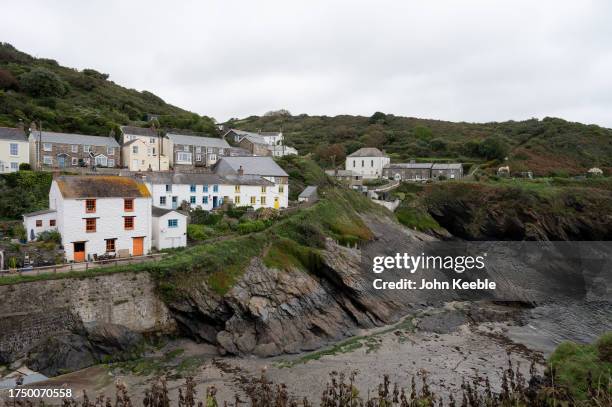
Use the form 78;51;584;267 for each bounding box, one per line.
120;125;158;137
222;175;274;186
22;209;57;218
28;131;120;147
0;127;27;142
385;163;433;169
141;172;226;185
431;163;463;170
347;147;387;157
166;133;230;148
214;156;288;177
54;176;150;199
242;134;267;145
228;147;253;156
325;169;359;177
298;186;318;199
152;206;186;217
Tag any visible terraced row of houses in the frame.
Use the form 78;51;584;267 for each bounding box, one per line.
0;125;297;173
22;155;290;262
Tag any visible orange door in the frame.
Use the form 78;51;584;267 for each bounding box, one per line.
74;242;86;262
132;237;144;256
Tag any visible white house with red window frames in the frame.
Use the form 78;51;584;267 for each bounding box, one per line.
37;175;153;262
22;209;58;241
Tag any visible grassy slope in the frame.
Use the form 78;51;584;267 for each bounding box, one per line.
0;43;216;136
229;114;612;176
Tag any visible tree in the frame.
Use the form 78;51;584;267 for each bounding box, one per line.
0;69;19;91
19;67;67;97
478;136;509;160
369;111;387;124
315;143;346;167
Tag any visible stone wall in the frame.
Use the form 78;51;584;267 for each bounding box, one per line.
0;271;174;359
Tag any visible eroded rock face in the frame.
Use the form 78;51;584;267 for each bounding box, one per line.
164;216;435;357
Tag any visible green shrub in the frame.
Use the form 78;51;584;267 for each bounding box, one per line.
19;67;67;97
18;163;31;171
596;332;612;362
37;230;61;243
187;224;213;241
237;220;267;234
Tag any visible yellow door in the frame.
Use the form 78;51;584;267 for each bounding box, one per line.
133;237;144;256
274;197;279;209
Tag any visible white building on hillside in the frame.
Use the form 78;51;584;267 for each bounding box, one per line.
214;156;289;208
151;207;188;250
143;172;283;210
120;126;169;171
24;176;153;262
0;127;29;173
345;147;390;179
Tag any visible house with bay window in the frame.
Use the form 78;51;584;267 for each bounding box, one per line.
28;130;120;169
163;133;231;169
24;175;153;262
0;126;29;173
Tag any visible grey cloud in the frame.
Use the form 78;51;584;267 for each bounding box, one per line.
1;0;611;126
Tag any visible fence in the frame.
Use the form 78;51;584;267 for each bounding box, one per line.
0;253;165;277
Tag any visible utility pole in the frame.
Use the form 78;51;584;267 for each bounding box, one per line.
38;120;42;170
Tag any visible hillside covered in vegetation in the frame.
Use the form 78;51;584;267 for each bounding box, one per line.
0;43;216;137
228;112;612;176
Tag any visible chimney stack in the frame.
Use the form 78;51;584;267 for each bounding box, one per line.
238;165;244;176
17;120;24;131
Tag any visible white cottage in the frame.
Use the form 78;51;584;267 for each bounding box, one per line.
22;209;58;241
345;148;390;179
44;176;152;262
151;207;188;250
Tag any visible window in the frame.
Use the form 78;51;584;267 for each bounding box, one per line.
83;145;91;153
279;185;284;193
235;196;241;204
124;199;134;212
149;138;155;144
43;143;52;152
108;159;115;167
195;146;201;153
261;196;266;205
371;160;374;167
202;196;208;204
71;157;78;166
361;160;364;167
86;218;96;233
176;152;192;163
196;154;202;162
190;184;196;192
43;156;52;165
165;184;172;192
207;147;213;153
147;147;153;155
190;196;196;204
213;184;218;192
203;185;209;193
250;196;256;204
160;196;166;205
9;143;18;156
10;162;18;171
353;160;356;168
132;146;139;154
234;185;240;193
183;145;190;152
71;145;78;153
261;186;267;193
105;239;116;252
168;219;178;228
50;219;56;227
85;199;96;213
124;217;134;230
108;147;115;155
209;154;217;161
36;220;42;227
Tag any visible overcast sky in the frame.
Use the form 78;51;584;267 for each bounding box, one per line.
2;1;612;126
